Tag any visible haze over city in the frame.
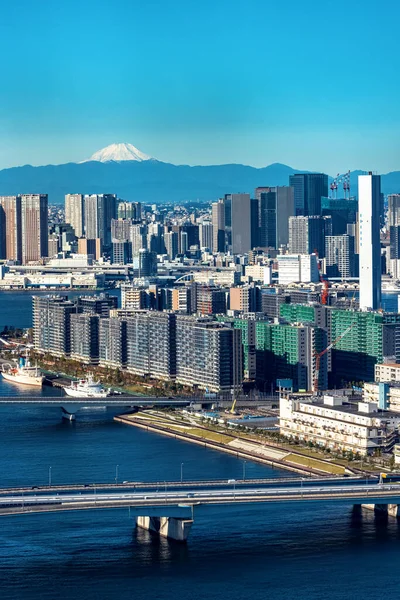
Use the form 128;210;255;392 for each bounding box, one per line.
1;0;399;173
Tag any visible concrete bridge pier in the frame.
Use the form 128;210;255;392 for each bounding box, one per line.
136;515;193;542
61;405;80;421
360;504;400;517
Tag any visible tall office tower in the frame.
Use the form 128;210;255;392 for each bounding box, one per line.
325;234;355;279
288;215;330;258
212;199;225;252
199;222;213;250
171;287;191;313
32;295;77;356
164;231;179;259
175;317;243;393
257;187;295;249
84;194;117;247
195;286;227;315
390;226;400;260
126;311;176;379
0;195;22;262
65;194;84;237
77;237;102;260
70;313;100;365
180;231;188;254
147;223;164;254
359;173;381;310
132;248;157;277
321;197;358;235
21;194;48;263
172;224;199;253
48;235;59;257
229;193;252;254
117;201;141;220
99;317;127;368
130;223;147;254
112;241;131;264
77;293;118;317
289;173;328;216
111;218;133;241
388;194;400;227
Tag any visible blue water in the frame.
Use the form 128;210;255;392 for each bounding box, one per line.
0;289;121;330
1;292;400;599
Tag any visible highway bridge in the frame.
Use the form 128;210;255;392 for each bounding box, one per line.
1;476;400;541
0;395;192;419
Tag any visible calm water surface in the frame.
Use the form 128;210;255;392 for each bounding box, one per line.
0;292;399;599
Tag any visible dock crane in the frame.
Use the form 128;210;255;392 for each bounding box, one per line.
313;322;356;393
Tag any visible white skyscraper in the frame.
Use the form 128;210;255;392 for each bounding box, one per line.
358;173;381;310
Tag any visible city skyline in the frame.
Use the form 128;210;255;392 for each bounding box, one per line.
1;0;399;173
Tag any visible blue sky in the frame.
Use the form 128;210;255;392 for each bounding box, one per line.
0;0;399;173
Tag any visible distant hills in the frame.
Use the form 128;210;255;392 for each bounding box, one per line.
0;144;398;204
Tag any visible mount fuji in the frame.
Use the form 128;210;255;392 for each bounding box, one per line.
81;142;153;163
0;142;399;203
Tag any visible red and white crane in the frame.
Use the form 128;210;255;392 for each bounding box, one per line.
313;322;356;393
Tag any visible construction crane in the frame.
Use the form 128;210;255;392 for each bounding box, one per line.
329;171;351;199
313;322;356;393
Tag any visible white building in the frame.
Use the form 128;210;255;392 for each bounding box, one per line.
280;395;400;456
359;173;381;310
277;254;319;285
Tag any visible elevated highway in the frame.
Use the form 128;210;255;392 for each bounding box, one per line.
1;477;399;541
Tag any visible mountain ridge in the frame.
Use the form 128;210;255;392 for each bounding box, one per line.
0;158;398;204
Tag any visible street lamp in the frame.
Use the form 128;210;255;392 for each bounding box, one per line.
48;466;52;487
180;462;184;483
115;465;119;485
243;460;247;481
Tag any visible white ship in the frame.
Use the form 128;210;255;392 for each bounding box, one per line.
1;355;44;387
63;374;110;398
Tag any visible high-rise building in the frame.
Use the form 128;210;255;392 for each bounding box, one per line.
164;231;179;259
21;194;48;263
130;224;147;254
32;295;77;356
329;309;400;384
199;222;213;250
77;293;118;317
65;194;85;238
230;193;252;254
255;321;327;391
289;215;331;258
390;226;400;260
126;311;176;379
132;248;157;277
84;194;117;247
229;285;260;313
0;195;22;262
359;173;381;310
111;218;132;241
211;199;225;252
321;197;358;236
195;286;226;315
117;201;141;220
325;234;355;279
70;313;100;365
77;237;102;260
289;173;328;216
175;316;242;393
99;317;128;368
257;187;295;249
388;194;400;228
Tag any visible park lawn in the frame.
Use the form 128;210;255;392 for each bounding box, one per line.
284;453;346;475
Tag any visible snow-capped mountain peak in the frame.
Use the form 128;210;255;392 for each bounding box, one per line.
82;143;152;163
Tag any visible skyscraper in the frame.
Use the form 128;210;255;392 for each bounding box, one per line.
359;173;381;310
257;187;295;249
325;234;355;279
288;215;331;258
0;195;22;262
211;199;225;252
21;194;48;263
65;194;85;238
84;194;117;247
230;193;251;254
199;222;213;250
388;194;400;228
289;173;328;216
